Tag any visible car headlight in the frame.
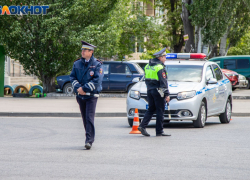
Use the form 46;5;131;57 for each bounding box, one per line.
177;90;196;100
130;90;140;100
239;75;246;80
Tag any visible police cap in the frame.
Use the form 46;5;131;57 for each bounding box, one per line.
153;47;167;57
81;41;97;51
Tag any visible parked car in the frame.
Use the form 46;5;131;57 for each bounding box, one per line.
56;61;144;94
221;69;239;90
235;74;249;89
209;56;250;89
127;53;232;128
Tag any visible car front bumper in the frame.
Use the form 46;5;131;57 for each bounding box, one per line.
127;94;201;121
234;79;248;88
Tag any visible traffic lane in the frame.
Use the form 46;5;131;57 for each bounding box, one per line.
0;117;249;180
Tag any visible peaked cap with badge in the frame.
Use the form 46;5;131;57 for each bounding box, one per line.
153;47;167;58
81;41;97;51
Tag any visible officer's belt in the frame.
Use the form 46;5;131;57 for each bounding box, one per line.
85;92;99;97
76;92;99;97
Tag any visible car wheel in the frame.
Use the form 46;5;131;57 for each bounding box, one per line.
193;101;206;128
128;118;133;127
246;78;250;89
219;99;231;124
63;83;73;94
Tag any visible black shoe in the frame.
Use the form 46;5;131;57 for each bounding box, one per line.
138;127;150;136
156;133;171;136
85;143;92;149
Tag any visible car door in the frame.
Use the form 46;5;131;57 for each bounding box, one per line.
236;59;250;78
212;64;225;112
205;65;217;114
102;64;110;91
109;63;133;91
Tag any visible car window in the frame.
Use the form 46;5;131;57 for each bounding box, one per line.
212;64;223;81
206;65;215;81
166;65;203;82
125;65;132;74
103;64;109;75
224;59;236;69
237;59;249;69
110;64;131;74
137;63;147;70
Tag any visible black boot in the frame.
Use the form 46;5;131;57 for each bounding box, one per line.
156;133;171;136
138;127;150;136
85;143;92;149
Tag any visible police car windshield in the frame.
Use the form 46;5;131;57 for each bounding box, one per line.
166;65;203;82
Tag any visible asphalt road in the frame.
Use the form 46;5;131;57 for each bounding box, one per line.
0;117;250;180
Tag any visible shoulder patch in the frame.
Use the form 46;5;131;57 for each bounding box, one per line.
162;72;166;79
99;68;103;74
74;58;81;62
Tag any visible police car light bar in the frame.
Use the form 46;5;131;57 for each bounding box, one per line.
166;53;206;59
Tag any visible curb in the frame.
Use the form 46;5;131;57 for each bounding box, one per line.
0;112;127;117
46;93;127;98
233;96;250;99
0;112;249;117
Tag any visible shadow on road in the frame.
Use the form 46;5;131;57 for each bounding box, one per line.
145;121;222;129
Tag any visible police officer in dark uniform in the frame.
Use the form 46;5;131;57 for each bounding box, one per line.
138;47;171;137
70;41;104;149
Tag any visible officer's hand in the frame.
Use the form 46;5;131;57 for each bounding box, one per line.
165;96;170;103
77;87;86;95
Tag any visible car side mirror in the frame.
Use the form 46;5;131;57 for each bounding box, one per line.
207;78;218;85
132;77;140;83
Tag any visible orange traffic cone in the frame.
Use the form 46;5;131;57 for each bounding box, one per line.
129;108;141;134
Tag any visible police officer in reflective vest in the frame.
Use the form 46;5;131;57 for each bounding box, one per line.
70;41;104;149
138;47;171;136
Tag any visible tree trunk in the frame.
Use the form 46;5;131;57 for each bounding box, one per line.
195;26;199;53
42;76;56;93
182;0;195;53
197;27;202;53
219;31;228;56
225;44;231;56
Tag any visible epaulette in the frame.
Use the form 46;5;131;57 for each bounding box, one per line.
96;59;103;64
74;58;81;62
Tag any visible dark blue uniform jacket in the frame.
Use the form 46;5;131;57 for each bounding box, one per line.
69;55;104;99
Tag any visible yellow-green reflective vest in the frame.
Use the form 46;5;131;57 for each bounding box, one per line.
144;64;164;81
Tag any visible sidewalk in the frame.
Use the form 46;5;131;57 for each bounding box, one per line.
0;95;250;117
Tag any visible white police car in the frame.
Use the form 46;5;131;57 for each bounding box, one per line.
127;53;233;128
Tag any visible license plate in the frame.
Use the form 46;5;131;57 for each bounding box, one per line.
146;104;169;110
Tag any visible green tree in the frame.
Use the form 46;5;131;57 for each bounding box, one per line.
227;31;250;55
0;0;139;92
156;0;184;53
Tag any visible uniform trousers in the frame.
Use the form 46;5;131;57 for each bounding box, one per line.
76;96;98;144
140;89;166;134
